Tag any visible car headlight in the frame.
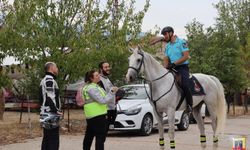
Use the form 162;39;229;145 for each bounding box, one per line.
123;106;142;115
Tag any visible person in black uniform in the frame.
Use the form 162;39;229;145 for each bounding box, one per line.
39;62;62;150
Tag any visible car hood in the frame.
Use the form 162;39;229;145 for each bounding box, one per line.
116;99;146;111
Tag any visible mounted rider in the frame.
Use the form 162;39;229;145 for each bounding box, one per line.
161;26;193;113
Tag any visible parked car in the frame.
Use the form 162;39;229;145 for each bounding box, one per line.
113;84;191;135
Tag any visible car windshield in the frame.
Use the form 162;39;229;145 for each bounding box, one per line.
121;86;149;99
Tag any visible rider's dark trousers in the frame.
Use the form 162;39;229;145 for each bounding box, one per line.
41;127;59;150
175;64;193;107
83;114;108;150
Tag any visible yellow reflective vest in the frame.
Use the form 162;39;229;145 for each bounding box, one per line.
82;83;107;119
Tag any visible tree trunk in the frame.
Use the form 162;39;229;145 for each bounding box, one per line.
0;88;5;121
243;94;249;114
233;93;237;115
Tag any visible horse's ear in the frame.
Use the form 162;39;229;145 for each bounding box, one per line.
129;47;134;53
137;44;142;51
137;44;144;54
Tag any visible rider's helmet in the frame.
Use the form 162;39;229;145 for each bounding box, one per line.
39;112;61;129
161;26;174;35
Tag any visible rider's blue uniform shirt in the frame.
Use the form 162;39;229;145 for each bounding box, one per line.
165;37;189;65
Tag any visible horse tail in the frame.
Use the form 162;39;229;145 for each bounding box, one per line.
209;75;227;135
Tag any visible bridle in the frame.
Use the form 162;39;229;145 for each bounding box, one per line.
128;51;144;75
128;51;175;103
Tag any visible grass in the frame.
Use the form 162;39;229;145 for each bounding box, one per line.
0;109;86;145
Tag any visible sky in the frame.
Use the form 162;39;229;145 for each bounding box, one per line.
135;0;220;38
2;0;220;65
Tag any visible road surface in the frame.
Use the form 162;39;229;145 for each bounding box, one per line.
1;115;249;150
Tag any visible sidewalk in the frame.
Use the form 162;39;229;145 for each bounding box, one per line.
1;115;250;150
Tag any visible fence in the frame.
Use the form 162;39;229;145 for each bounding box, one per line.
226;92;250;115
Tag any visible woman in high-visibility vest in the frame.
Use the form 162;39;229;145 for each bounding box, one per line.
82;70;118;150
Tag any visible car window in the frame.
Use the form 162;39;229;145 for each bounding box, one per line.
121;86;149;99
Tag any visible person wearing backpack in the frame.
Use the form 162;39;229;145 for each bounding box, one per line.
82;70;118;150
75;81;85;107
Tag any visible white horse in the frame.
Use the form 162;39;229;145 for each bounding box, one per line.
126;47;227;149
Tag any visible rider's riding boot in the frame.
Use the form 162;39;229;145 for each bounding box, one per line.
183;85;193;113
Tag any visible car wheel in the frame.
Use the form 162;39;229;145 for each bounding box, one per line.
177;111;189;131
140;114;153;136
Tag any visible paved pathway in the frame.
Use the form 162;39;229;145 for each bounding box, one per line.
1;115;249;150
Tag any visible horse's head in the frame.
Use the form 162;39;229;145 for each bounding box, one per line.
126;46;145;82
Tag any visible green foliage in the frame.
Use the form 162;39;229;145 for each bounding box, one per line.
0;74;11;89
240;32;250;87
185;19;215;74
0;0;150;97
186;0;250;93
215;0;250;47
0;66;11;89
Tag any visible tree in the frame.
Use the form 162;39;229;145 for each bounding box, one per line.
186;20;246;93
185;19;216;74
0;72;11;121
214;0;250;90
0;0;12;120
185;0;250;93
0;0;150;99
243;33;250;86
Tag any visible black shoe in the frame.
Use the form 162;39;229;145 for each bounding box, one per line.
186;105;192;113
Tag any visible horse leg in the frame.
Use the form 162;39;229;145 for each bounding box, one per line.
211;114;219;148
167;108;176;149
206;104;219;148
208;75;227;149
192;104;206;149
156;112;165;149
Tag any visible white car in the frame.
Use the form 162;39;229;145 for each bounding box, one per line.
113;84;191;135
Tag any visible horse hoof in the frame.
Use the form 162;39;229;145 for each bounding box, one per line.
201;147;206;150
213;142;218;148
159;146;165;150
213;145;218;150
201;143;206;149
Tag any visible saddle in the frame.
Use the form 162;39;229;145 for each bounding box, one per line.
171;70;205;111
172;71;205;96
188;74;205;96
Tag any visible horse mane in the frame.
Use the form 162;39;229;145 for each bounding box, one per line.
143;51;166;72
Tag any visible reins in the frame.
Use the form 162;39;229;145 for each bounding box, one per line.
128;51;176;104
128;52;144;74
140;72;175;103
